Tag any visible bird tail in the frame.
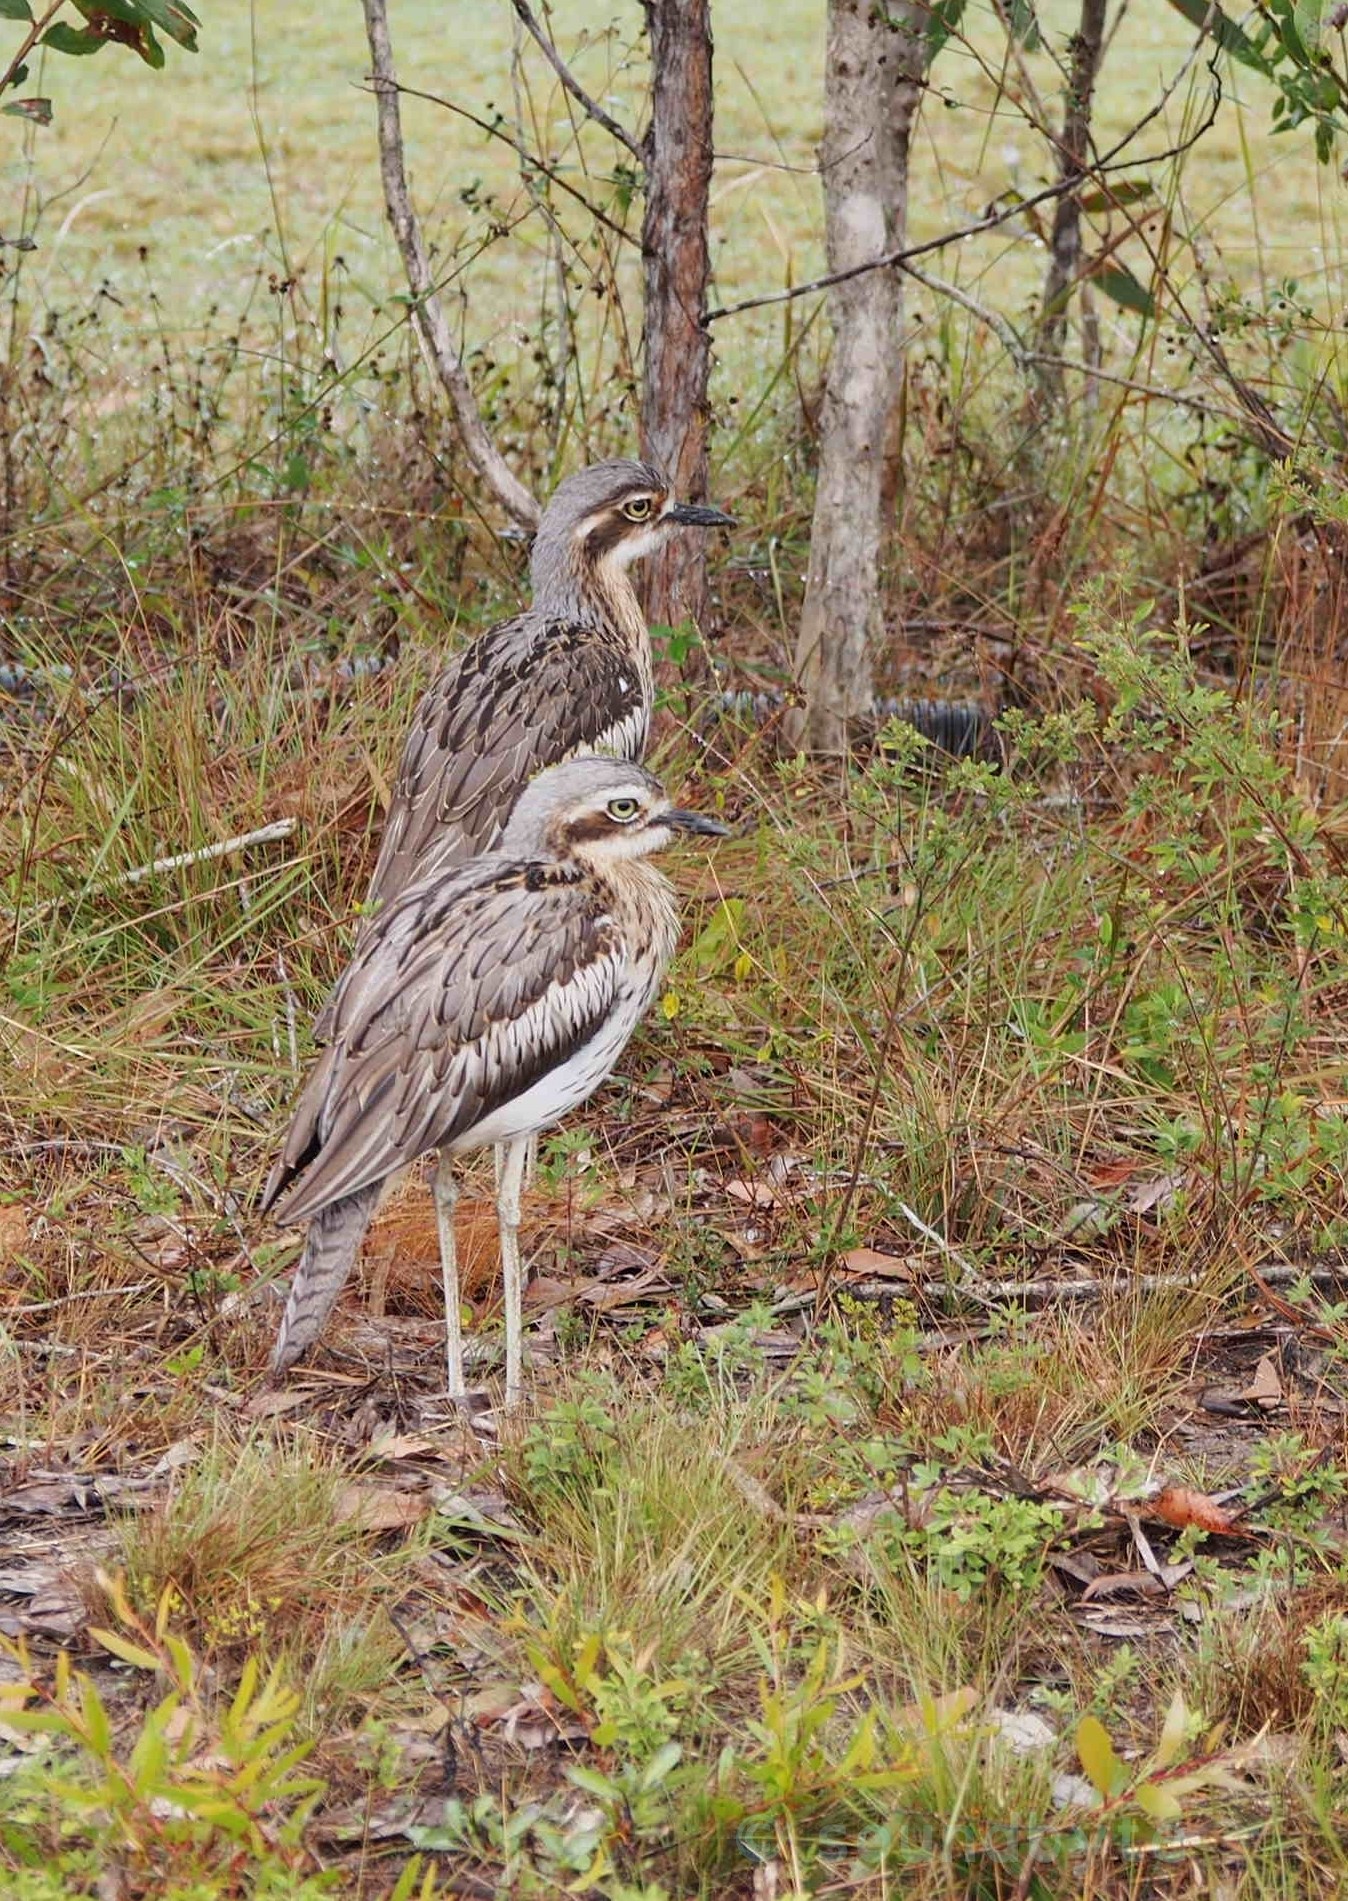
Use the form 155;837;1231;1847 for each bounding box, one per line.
270;1183;382;1374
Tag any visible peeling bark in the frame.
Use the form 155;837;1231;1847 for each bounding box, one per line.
790;0;930;754
639;0;716;633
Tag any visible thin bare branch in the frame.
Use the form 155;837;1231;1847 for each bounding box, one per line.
706;53;1222;326
378;79;639;248
900;260;1030;370
510;0;646;163
360;0;539;531
114;820;298;889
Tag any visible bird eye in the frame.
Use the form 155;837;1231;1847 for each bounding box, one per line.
606;796;641;822
621;496;653;522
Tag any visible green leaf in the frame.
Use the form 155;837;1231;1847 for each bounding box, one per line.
1009;0;1042;49
1292;0;1323;54
1094;263;1157;319
0;0;34;20
1154;1688;1188;1769
1134;1778;1184;1821
639;1740;683;1790
1161;0;1273;74
1079;179;1156;212
134;0;199;50
925;0;969;58
79;1677;113;1759
89;1626;162;1671
2;97;51;123
67;3;167;66
566;1763;622;1801
1076;1714;1123;1798
42;21;106;53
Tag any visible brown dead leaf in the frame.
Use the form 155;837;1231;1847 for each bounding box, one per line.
0;1205;31;1263
1074;1606;1174;1639
725;1178;775;1210
366;1433;439;1462
1081;1569;1167;1602
336;1481;429;1533
1238;1351;1284;1409
243;1385;315;1419
839;1247;915;1281
1125;1170;1187;1216
578;1266;670;1311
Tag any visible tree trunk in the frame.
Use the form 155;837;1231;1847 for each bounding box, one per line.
789;0;929;754
1036;0;1109;401
639;0;715;633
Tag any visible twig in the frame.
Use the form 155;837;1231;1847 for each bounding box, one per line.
510;0;645;162
275;950;300;1077
705;53;1222;325
0;0;65;98
360;0;539;531
114;818;297;889
376;80;639;249
8;1282;156;1317
900;260;1029;370
895;1201;980;1286
5;819;299;931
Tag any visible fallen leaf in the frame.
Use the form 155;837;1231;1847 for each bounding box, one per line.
1125;1170;1187;1216
336;1481;429;1532
1238;1351;1283;1409
1145;1486;1244;1537
840;1247;915;1281
1081;1569;1167;1602
243;1385;314;1419
0;1206;30;1263
725;1178;775;1210
366;1432;439;1461
1074;1606;1173;1639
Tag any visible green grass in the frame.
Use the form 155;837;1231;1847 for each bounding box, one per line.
12;0;1348;402
7;579;1348;1894
7;5;1348;1894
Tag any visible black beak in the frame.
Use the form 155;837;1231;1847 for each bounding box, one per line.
666;501;736;530
662;807;731;838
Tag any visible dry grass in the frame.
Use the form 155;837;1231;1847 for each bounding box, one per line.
7;12;1348;1895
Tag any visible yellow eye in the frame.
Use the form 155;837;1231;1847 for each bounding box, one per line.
621;496;653;522
606;796;641;822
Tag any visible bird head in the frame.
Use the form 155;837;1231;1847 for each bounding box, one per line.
501;756;729;866
530;459;734;596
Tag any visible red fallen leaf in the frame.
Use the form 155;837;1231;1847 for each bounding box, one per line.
1084;1158;1141;1188
1145;1485;1244;1536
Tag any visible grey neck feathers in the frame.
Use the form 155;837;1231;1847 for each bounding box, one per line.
530;525;648;650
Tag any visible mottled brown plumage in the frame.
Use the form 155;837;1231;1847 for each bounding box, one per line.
363;458;733;916
267;756;728;1404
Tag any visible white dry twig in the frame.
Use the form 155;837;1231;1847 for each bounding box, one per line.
112;818;297;890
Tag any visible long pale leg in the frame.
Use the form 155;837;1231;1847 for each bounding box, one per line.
434;1150;465;1398
495;1134;538;1192
495;1136;529;1409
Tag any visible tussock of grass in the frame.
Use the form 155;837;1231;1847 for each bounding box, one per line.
108;1427;410;1712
